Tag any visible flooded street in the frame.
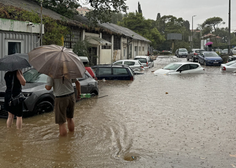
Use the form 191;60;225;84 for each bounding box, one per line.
1;57;236;168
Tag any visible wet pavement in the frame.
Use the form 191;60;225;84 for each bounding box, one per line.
0;56;236;168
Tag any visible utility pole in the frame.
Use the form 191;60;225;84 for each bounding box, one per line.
40;0;43;46
228;0;231;54
192;15;196;50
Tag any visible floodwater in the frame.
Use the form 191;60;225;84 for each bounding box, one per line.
1;57;236;168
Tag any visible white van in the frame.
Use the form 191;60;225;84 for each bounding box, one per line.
134;56;154;68
79;56;89;66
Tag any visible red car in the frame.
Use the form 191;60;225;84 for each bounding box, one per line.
85;67;97;80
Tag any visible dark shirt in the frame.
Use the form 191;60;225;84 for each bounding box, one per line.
5;71;22;97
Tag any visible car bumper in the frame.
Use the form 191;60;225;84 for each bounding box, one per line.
206;61;222;66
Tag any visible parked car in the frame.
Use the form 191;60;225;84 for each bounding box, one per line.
113;59;144;71
134;56;154;68
222;49;229;54
175;48;188;58
197;51;223;66
153;62;205;75
187;49;205;62
227;55;236;62
85;67;97;80
91;64;134;80
220;60;236;72
0;68;99;118
232;47;236;55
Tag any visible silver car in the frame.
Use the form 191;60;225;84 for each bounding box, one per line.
134;56;154;68
0;68;99;118
113;59;144;71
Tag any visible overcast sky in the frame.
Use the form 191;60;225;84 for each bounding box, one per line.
125;0;235;31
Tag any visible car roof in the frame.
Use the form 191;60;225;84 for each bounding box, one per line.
168;62;200;65
114;59;139;62
92;64;129;68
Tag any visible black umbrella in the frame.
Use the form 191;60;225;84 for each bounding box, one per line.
0;53;31;71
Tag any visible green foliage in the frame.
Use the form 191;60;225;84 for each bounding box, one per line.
0;5;69;45
32;0;80;19
202;17;223;32
110;12;124;24
73;40;91;57
138;2;142;14
32;0;127;24
42;17;69;45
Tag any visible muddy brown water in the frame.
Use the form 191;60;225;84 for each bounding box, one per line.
0;57;236;168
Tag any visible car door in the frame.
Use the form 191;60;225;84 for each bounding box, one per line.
175;64;191;74
124;61;137;70
112;67;130;80
96;67;113;80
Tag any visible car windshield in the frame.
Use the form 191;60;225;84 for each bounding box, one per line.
204;52;219;57
226;61;236;66
23;69;48;83
179;49;187;52
163;63;182;70
134;58;147;63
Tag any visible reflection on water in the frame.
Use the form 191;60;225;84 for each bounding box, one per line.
0;58;236;167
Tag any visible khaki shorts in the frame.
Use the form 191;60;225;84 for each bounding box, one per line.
54;93;75;124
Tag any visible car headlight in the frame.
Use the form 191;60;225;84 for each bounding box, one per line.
22;92;32;97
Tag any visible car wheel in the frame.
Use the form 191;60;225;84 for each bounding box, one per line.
204;61;207;66
192;58;195;62
187;57;189;61
33;101;54;115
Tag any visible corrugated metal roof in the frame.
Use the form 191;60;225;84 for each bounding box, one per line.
100;23;151;43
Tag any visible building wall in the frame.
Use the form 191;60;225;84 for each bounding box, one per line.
100;49;112;64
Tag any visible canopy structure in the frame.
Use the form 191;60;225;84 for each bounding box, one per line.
85;36;112;46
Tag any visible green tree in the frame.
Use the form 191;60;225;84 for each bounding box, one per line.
202;17;223;33
110;12;124;24
118;13;165;49
33;0;127;24
138;2;142;14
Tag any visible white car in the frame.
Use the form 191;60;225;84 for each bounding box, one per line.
232;47;236;55
134;56;154;68
154;62;205;75
113;59;144;71
220;60;236;72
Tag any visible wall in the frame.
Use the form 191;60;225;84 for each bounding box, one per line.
100;49;112;64
0;19;43;83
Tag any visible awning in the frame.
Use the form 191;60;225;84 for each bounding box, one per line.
85;36;112;46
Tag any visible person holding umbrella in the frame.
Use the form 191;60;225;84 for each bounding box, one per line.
0;53;31;129
28;45;86;136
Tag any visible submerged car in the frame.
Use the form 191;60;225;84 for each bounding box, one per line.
198;51;223;66
92;64;135;80
175;48;188;58
0;68;99;118
220;60;236;72
154;62;205;75
113;59;144;71
134;56;154;68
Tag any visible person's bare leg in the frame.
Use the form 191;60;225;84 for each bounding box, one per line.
6;112;14;128
59;123;67;136
16;117;22;129
67;118;74;132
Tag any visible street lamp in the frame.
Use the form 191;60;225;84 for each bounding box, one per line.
192;15;196;50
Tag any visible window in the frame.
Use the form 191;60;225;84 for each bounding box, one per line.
98;68;112;75
142;47;144;51
114;61;123;65
124;61;135;66
5;40;24;55
189;64;199;69
113;68;128;75
114;36;121;50
178;64;190;71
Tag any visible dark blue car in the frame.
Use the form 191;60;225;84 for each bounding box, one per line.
91;64;134;80
197;51;223;66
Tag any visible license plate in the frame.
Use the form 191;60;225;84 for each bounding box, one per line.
214;62;218;64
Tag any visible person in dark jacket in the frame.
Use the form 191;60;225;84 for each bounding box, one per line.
4;70;26;129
